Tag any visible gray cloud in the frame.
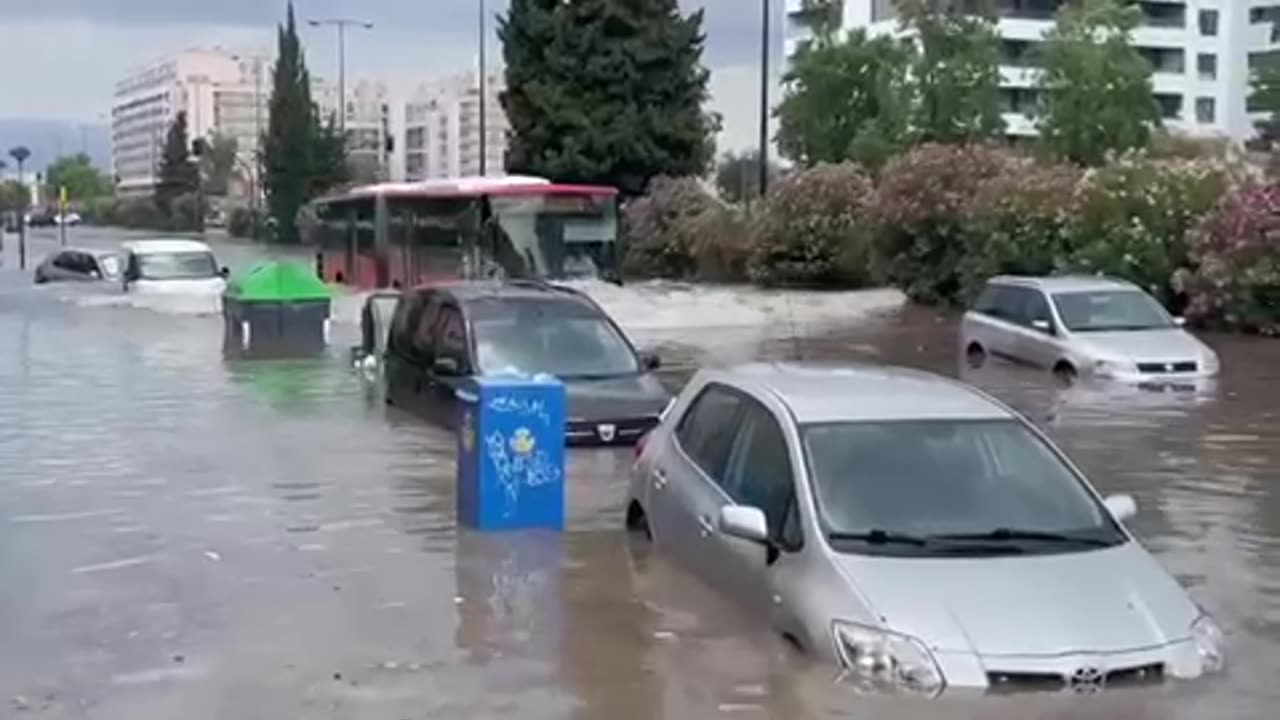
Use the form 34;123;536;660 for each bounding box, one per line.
0;0;781;151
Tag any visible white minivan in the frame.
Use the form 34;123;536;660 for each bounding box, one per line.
120;239;229;295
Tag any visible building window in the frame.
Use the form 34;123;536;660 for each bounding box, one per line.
1198;53;1217;80
1155;93;1183;120
1199;9;1218;36
1196;97;1216;124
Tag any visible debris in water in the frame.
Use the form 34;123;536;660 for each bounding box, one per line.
453;596;464;605
203;551;221;561
172;654;185;664
332;672;343;681
653;630;676;640
381;661;400;670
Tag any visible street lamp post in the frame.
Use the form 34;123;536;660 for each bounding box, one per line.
308;18;374;134
479;0;488;176
759;0;770;198
232;53;266;239
8;146;31;270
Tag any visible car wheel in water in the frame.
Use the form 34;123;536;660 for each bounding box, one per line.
1053;361;1077;386
625;501;652;541
965;343;986;368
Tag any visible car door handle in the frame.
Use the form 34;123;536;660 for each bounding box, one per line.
698;514;715;537
653;468;668;490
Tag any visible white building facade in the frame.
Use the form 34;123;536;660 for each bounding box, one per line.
314;77;394;182
111;48;270;196
402;71;508;181
784;0;1280;143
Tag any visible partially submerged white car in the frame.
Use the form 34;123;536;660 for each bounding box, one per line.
120;239;228;296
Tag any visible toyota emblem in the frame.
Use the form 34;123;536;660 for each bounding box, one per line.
1069;666;1104;692
597;424;617;443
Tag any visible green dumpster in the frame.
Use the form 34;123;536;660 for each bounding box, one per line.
223;261;333;355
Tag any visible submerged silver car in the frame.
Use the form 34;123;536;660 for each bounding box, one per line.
626;363;1224;694
960;275;1219;383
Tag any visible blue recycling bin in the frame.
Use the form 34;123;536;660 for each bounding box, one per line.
456;375;567;532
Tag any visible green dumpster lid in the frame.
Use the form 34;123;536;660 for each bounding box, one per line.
226;260;333;301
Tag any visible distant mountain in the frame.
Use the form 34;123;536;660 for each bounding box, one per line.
0;117;111;176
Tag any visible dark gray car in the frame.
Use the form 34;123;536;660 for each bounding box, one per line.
382;280;670;445
33;248;122;284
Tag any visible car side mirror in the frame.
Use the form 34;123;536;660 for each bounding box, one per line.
1104;494;1137;522
433;356;461;376
1031;318;1054;335
719;505;769;544
641;352;661;371
219;266;230;278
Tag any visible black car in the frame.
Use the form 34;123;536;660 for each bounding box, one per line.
381;280;670;445
33;248;122;284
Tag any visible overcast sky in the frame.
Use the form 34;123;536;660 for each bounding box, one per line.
0;0;783;153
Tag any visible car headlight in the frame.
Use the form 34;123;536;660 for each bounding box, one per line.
832;621;945;695
1191;614;1225;674
1200;351;1220;374
1093;358;1132;376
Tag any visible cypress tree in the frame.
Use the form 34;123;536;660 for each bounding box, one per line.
263;1;317;244
499;0;718;196
156;111;198;213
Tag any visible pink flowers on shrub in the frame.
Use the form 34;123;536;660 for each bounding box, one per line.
1188;183;1280;335
749;162;876;287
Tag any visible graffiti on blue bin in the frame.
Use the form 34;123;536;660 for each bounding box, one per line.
487;394;552;427
485;423;563;518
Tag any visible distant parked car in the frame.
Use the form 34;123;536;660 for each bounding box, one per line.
382;279;669;445
54;212;82;226
960;275;1220;383
33;248;121;284
626;362;1225;692
120;239;229;295
25;210;57;228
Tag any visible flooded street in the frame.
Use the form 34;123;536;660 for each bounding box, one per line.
2;228;1280;719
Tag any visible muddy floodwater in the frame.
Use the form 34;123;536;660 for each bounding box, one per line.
2;228;1279;719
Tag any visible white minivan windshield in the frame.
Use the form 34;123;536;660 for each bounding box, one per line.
136;251;218;280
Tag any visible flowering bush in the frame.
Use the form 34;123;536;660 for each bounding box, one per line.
1187;183;1280;335
1063;154;1232;304
870;143;1022;304
957;158;1082;303
749;162;877;287
621;176;749;281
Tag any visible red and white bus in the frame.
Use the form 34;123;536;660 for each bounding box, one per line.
304;175;621;289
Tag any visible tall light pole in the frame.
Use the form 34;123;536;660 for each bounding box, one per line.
479;0;488;177
759;0;770;198
232;53;266;239
308;18;374;134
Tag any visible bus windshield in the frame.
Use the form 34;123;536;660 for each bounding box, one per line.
488;194;618;281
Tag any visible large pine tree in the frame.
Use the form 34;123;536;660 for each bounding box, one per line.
499;0;718;196
156;111;198;213
263;2;347;243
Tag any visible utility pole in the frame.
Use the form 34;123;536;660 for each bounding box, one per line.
479;0;488;176
233;53;266;239
759;0;771;197
308;18;374;134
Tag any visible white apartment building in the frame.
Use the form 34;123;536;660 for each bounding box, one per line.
111;48;270;195
784;0;1280;143
402;71;508;181
314;77;393;181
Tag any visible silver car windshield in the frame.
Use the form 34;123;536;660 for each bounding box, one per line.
473;313;638;378
136;251;218;280
803;419;1125;556
1052;290;1172;332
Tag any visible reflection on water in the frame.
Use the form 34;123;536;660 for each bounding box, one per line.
2;237;1280;718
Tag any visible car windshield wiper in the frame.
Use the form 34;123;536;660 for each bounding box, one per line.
930;528;1114;547
827;529;930;546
